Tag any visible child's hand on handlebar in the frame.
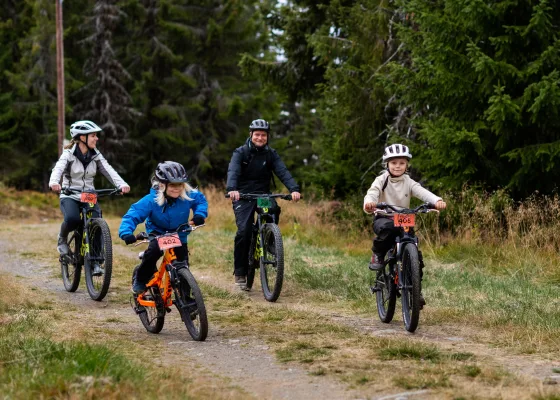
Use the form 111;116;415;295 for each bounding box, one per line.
120;185;131;194
364;202;376;212
50;184;61;193
435;200;446;210
291;192;301;202
122;234;137;245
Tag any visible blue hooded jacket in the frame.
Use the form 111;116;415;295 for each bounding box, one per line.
119;188;208;243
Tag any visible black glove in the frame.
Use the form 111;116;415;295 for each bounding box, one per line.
123;234;137;245
191;215;205;226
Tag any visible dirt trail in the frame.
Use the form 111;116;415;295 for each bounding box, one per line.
0;226;364;400
1;220;559;399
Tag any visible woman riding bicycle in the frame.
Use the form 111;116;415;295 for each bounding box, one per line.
118;161;208;294
49;120;130;256
363;144;446;305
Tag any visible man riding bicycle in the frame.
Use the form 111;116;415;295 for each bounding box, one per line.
226;119;301;290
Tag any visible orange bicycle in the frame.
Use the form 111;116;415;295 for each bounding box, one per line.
130;223;208;341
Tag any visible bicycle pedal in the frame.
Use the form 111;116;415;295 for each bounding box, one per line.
370;286;380;293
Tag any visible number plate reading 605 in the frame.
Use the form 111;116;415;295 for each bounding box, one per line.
257;197;271;208
394;213;415;227
80;192;97;204
157;234;182;250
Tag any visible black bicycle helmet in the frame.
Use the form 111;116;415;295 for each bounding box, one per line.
249;119;270;132
154;161;188;184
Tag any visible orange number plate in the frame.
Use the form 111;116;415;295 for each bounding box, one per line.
157;234;181;251
394;213;415;227
80;192;97;204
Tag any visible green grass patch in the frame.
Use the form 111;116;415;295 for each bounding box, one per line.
378;341;441;362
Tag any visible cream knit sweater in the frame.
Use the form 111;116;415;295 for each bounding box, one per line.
363;171;442;214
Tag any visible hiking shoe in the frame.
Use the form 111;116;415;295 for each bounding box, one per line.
92;263;104;277
234;275;247;290
57;235;69;256
131;279;147;295
419;293;426;310
368;253;385;271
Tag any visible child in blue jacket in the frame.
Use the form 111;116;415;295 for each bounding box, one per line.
119;161;208;294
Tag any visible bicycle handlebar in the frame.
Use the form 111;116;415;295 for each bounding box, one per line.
133;223;206;246
61;187;122;197
374;202;439;216
225;193;293;201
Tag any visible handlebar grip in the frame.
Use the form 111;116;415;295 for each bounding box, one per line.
225;194;230;198
377;202;388;208
135;232;149;241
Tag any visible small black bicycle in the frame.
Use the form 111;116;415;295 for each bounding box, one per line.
226;193;292;302
371;202;439;332
60;187;121;301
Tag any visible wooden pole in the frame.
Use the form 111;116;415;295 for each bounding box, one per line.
55;0;65;156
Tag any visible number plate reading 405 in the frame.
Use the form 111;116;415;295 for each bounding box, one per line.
80;192;97;204
157;234;181;251
394;213;415;227
257;197;271;208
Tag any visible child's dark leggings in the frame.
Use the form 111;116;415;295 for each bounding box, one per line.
135;240;189;284
372;216;401;255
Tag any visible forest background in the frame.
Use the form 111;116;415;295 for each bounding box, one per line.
1;0;559;207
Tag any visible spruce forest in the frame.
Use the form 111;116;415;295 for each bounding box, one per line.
1;0;559;200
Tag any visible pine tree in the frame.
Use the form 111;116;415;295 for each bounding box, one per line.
380;0;560;197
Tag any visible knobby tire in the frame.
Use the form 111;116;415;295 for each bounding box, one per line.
84;218;113;301
260;223;284;302
401;243;421;332
176;268;208;341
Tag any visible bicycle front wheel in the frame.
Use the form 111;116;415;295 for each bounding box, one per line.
260;223;284;302
61;231;82;292
84;218;113;301
400;243;421;332
175;268;208;341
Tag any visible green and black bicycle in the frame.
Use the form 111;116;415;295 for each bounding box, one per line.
227;193;292;302
59;187;121;301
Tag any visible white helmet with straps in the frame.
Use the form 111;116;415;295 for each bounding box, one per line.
382;143;412;162
70;120;102;139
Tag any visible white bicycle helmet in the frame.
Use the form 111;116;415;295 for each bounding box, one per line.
382;143;412;162
70;120;102;139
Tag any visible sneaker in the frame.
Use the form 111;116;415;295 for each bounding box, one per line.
234;275;247;290
368;253;385;271
92;263;104;277
131;279;147;295
57;235;69;256
419;293;426;310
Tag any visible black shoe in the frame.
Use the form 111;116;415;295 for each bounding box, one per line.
419;293;426;310
57;235;69;255
368;253;385;271
92;263;104;277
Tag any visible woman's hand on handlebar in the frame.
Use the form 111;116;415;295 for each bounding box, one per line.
228;191;240;202
291;192;301;202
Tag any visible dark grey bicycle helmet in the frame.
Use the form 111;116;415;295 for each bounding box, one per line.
249;119;270;132
154;161;188;184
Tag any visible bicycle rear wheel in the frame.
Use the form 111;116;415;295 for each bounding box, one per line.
175;268;208;341
84;218;113;301
246;228;258;290
375;261;397;323
401;243;421;332
260;223;284;302
137;290;166;334
61;231;82;292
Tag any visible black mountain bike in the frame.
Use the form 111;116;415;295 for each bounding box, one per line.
131;223;208;341
60;187;121;301
226;193;292;302
371;202;439;332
